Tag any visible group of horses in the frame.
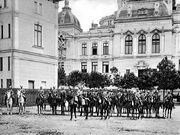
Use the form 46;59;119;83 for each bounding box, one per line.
35;89;175;120
4;89;26;115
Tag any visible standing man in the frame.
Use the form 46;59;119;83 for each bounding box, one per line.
69;90;78;120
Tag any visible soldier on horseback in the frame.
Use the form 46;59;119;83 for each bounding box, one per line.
5;86;15;115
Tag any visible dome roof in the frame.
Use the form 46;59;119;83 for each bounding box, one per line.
58;0;81;29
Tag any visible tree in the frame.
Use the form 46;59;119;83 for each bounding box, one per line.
121;72;138;89
67;70;82;87
157;57;179;90
137;68;155;90
58;68;66;87
81;72;90;87
88;72;106;88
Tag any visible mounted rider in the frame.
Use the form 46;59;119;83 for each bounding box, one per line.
17;86;26;104
5;86;15;105
164;91;173;102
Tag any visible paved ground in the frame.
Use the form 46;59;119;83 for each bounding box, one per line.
0;105;180;135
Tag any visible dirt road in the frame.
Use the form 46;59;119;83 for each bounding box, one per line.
0;106;180;135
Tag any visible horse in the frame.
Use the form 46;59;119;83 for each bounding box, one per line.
99;95;111;120
47;92;58;115
116;93;125;117
17;90;25;114
36;93;44;114
163;97;174;119
5;90;14;115
153;94;161;118
143;94;153;118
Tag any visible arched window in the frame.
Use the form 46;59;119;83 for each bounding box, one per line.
92;43;98;55
152;33;160;53
103;42;109;55
125;35;133;54
138;34;146;54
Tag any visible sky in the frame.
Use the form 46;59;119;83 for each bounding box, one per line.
58;0;180;32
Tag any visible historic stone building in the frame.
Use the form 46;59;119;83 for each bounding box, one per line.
58;0;180;76
0;0;59;88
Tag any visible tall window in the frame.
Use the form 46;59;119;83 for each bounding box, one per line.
39;3;42;15
102;62;109;73
1;25;3;39
8;56;10;71
103;42;109;55
4;0;7;8
34;23;42;47
92;43;98;55
28;80;35;89
1;79;3;88
8;24;11;38
81;62;87;73
0;57;3;71
125;35;133;54
92;62;98;72
138;34;146;54
34;1;38;13
34;1;42;15
82;43;87;55
7;79;11;88
152;33;160;53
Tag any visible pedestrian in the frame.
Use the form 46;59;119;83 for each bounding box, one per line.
69;91;78;120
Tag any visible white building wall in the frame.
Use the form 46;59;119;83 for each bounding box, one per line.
0;0;58;89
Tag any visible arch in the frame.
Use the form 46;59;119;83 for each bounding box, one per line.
125;35;133;54
138;34;146;54
152;33;160;53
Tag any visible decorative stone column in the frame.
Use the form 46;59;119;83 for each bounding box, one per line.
161;32;165;55
133;34;137;57
147;33;151;56
120;34;124;56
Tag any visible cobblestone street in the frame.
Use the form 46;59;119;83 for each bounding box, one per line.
0;105;180;135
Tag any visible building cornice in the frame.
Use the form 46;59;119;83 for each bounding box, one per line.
115;16;172;23
0;49;58;60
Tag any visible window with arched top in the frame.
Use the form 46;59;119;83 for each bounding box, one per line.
92;43;98;55
103;42;109;55
152;33;160;53
138;34;146;54
125;35;133;54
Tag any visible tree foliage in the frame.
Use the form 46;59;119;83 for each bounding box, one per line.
157;57;179;90
137;68;155;90
121;72;138;89
66;70;82;87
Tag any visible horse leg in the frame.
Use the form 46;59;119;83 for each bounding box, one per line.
100;108;103;119
10;104;13;115
74;105;77;119
37;105;38;114
170;109;172;119
96;106;99;116
85;105;88;120
70;105;73;120
167;109;169;118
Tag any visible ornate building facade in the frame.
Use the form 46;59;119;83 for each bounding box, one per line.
58;0;180;76
0;0;59;88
